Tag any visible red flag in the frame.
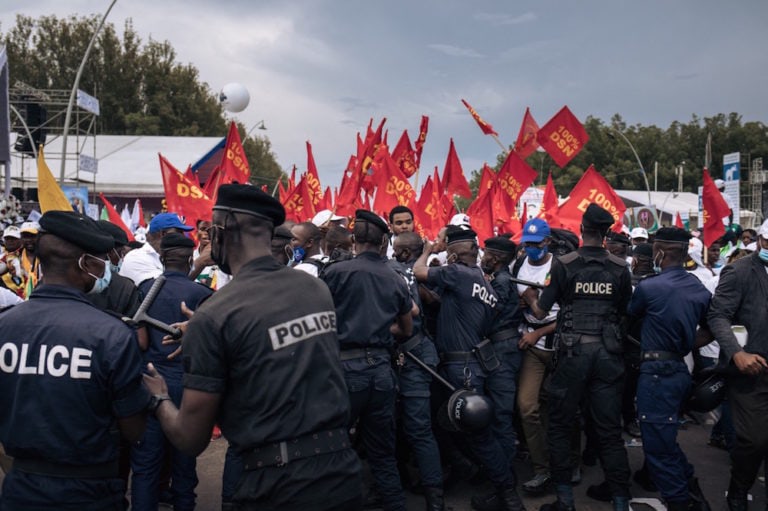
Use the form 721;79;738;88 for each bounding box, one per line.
416;176;438;239
371;145;417;217
317;186;333;211
521;202;528;223
391;130;418;178
514;107;540;159
537;171;559;223
183;165;200;189
675;211;684;229
278;179;288;204
442;138;471;198
432;167;442;194
702;169;730;247
555;165;625;234
461;99;498;137
282;175;315;222
479;164;497;194
467;187;495;242
536;106;589;168
305;141;323;207
202;165;231;203
496;151;538;214
414;116;429;168
159;154;214;227
99;193;135;242
261;184;268;193
220;122;251;183
288;165;297;194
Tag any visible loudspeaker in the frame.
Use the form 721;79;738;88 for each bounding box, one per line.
14;103;47;155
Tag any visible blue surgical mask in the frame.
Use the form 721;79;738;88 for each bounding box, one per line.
288;246;305;267
759;247;768;264
524;246;548;262
652;250;664;274
80;255;112;294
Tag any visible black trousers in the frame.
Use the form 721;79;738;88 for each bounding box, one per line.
729;372;768;490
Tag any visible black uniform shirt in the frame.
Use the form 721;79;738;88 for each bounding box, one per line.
0;285;148;464
182;256;351;450
87;272;142;318
489;267;521;336
427;262;498;352
387;259;423;335
322;251;411;349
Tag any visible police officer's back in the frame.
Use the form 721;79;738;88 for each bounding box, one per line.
89;220;142;319
0;211;148;510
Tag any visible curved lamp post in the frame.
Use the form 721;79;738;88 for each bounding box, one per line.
608;128;652;207
59;0;118;184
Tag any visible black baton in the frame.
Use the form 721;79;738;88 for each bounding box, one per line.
124;275;182;339
404;351;457;392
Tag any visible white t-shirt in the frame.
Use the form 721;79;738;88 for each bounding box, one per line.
698;274;720;359
516;255;559;351
294;255;328;278
0;287;23;307
120;242;162;286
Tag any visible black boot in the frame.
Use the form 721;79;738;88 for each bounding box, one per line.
726;480;748;511
633;464;657;492
424;486;445;511
539;500;575;511
687;477;711;511
586;481;611;502
498;486;526;511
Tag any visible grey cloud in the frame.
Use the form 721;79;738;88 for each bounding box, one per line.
428;44;485;58
474;11;537;26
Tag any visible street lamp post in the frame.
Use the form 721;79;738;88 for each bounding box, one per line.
608;128;652;206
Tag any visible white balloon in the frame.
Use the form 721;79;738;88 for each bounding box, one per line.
219;83;250;113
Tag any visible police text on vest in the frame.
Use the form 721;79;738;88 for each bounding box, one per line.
472;283;497;307
574;282;613;294
268;312;337;351
0;343;92;379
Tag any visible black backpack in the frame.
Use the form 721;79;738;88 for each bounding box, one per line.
549;228;579;257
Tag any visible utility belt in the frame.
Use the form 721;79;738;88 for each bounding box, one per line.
488;328;519;343
339;346;390;362
439;339;500;373
13;458;118;479
242;428;350;470
398;333;423;353
641;350;684;364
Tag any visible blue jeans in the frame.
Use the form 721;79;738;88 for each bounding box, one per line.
345;359;404;511
398;339;443;488
441;360;515;487
485;341;522;469
131;381;198;511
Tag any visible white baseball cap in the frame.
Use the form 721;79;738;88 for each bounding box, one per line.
449;213;471;228
630;227;648;240
311;209;345;227
2;226;21;239
758;219;768;240
20;221;40;234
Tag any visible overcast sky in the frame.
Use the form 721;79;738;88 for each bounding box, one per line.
2;0;767;189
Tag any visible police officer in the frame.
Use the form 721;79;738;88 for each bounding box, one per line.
414;228;525;511
91;220;143;318
143;184;362;511
524;204;632;511
0;210;148;510
479;237;522;471
322;209;413;511
131;233;213;511
389;231;444;511
628;227;712;511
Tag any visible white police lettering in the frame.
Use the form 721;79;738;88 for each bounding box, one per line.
268;312;337;351
0;343;92;379
471;282;497;307
574;282;613;294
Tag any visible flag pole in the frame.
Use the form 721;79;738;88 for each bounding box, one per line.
491;135;509;155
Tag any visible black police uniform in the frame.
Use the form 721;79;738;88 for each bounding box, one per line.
88;271;142;317
387;258;443;491
181;255;361;510
0;211;149;511
323;246;412;511
537;207;633;504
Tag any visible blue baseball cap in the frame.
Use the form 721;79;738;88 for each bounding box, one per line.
520;218;551;243
149;213;194;233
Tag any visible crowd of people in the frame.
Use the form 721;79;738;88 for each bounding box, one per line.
0;183;766;511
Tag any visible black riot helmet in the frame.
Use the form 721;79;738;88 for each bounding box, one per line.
687;370;727;413
446;389;493;432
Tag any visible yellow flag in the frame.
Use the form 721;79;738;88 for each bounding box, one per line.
37;146;73;213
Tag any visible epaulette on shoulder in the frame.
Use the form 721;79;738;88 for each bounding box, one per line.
606;253;628;268
558;252;580;264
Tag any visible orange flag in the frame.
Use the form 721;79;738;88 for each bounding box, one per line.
414;116;429;169
536;106;589;168
220;122;251;183
555;165;625;234
442;138;471;198
159;154;214;227
306;141;323;207
99;193;135;242
391;130;418;178
514;107;540;159
702;169;730;247
461;99;498;137
537;171;559;224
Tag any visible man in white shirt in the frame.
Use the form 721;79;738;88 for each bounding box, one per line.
291;222;326;277
120;213;193;286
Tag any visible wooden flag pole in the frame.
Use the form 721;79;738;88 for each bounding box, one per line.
491;135;510;156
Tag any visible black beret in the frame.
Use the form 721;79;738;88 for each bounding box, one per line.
96;220;129;247
214;184;286;225
484;236;516;254
127;240;145;250
632;243;653;258
355;209;389;234
160;232;195;251
273;225;293;240
655;227;691;244
606;232;630;245
447;228;478;245
39;211;115;254
582;203;615;231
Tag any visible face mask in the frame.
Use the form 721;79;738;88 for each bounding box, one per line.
760;247;768;264
652;250;664;274
525;246;548;262
210;226;231;275
109;249;123;274
290;246;306;266
713;259;724;269
446;253;458;265
79;255;112;294
284;245;296;267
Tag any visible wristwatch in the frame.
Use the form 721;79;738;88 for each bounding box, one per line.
147;393;172;414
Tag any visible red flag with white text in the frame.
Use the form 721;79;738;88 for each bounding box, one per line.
555;165;625;234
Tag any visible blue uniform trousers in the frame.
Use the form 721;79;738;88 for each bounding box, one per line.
345;359;404;511
397;339;443;488
131;378;198;511
547;342;630;498
637;360;694;504
441;361;516;487
484;339;522;470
